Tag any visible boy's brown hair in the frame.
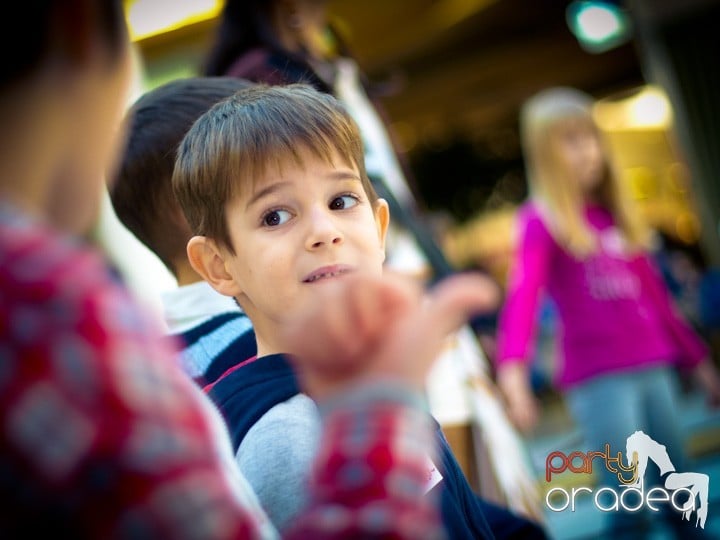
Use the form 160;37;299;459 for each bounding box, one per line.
173;83;378;254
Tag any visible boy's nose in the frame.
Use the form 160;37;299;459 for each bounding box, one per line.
305;207;343;250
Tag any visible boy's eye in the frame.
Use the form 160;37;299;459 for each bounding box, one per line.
262;209;292;227
329;195;359;210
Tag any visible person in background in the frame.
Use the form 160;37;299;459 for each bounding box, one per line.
0;1;496;538
110;76;257;388
202;0;544;523
495;86;720;539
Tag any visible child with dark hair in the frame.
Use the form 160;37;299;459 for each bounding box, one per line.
110;76;257;387
0;2;494;538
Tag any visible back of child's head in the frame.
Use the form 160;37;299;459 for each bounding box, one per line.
173;83;377;254
110;76;253;275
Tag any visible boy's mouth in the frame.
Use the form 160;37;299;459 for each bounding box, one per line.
303;265;353;283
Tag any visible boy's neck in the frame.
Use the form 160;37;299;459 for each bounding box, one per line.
253;325;286;360
255;339;280;359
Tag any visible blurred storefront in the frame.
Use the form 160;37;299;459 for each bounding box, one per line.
594;84;702;247
443;84;708;283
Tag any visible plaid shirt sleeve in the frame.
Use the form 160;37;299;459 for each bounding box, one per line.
286;385;445;540
0;218;443;540
0;224;268;538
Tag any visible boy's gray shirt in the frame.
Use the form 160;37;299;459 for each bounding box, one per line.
236;394;321;532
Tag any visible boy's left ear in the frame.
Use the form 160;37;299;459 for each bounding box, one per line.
373;198;390;252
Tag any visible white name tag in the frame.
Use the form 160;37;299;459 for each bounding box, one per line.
424;456;444;494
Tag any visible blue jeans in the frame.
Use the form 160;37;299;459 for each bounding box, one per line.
565;365;704;539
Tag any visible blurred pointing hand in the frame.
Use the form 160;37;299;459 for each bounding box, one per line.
281;271;500;402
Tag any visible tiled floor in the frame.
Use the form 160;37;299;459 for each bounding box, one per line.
523;389;720;539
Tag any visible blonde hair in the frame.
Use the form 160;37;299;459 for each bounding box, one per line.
520;87;650;257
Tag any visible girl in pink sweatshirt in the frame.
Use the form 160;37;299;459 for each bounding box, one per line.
495;87;720;538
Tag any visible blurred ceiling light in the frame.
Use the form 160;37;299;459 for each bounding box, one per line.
126;0;223;42
630;87;672;128
593;85;672;131
566;1;632;53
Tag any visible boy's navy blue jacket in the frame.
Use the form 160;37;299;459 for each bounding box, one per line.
208;354;549;540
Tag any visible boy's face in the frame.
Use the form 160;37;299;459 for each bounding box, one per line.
219;146;389;353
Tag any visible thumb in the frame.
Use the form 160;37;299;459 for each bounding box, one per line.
392;273;499;378
425;272;500;338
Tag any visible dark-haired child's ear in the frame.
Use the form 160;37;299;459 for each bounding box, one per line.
373;198;390;255
186;236;242;298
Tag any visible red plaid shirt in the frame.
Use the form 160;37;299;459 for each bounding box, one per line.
0;204;443;539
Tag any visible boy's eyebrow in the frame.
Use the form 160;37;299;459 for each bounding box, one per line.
246;170;362;209
326;170;362;183
246;181;291;210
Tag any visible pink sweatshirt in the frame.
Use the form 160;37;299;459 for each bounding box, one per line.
496;202;708;389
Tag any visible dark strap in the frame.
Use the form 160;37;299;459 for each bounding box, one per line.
370;175;497;333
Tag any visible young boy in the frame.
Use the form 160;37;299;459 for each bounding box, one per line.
174;83;548;539
0;1;497;537
110;77;257;388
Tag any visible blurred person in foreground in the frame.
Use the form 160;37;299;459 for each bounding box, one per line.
495;86;720;539
0;1;499;538
202;0;545;523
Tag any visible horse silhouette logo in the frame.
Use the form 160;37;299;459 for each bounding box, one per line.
626;430;709;529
